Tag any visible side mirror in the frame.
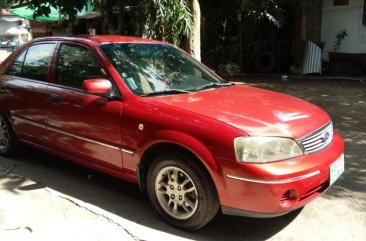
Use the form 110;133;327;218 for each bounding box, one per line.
83;79;112;95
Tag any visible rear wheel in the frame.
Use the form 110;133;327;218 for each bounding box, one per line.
0;113;18;156
147;153;219;230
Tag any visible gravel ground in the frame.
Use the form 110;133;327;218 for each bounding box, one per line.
0;77;365;241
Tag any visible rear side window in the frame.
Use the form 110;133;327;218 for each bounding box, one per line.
7;50;26;76
7;43;55;82
22;44;55;81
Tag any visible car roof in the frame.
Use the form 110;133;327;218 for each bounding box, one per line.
31;35;165;45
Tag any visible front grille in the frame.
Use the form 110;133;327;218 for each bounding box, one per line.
300;122;333;154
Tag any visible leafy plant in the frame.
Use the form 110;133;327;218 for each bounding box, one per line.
6;0;192;46
142;0;192;45
235;0;286;27
0;0;16;10
333;29;348;52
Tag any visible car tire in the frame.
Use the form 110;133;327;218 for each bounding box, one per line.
0;113;18;156
147;153;220;231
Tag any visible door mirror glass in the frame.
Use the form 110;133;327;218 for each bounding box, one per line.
83;79;112;95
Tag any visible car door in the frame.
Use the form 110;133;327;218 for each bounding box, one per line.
0;42;56;145
46;42;123;169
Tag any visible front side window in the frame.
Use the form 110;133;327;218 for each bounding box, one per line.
101;43;227;96
22;44;55;81
56;44;107;90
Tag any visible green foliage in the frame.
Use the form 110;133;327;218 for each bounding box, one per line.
143;0;192;45
7;0;192;46
235;0;285;27
0;0;16;10
93;0;192;45
200;0;292;70
12;0;90;22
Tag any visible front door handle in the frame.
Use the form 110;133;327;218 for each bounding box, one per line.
49;93;63;104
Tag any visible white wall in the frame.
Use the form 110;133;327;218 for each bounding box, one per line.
0;21;17;35
321;0;366;60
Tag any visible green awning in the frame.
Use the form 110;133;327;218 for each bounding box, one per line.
10;4;93;22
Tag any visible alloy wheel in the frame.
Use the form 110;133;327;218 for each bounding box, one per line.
154;166;199;220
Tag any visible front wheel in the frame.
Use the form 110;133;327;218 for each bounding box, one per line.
147;154;220;230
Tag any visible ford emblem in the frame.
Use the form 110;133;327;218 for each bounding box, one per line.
323;132;330;141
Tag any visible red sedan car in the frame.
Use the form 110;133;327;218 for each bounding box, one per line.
0;36;344;230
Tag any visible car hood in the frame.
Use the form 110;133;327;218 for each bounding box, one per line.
150;85;330;139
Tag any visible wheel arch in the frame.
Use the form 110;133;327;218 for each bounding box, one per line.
0;107;13;129
137;130;220;195
0;107;19;156
0;107;17;134
0;106;10;117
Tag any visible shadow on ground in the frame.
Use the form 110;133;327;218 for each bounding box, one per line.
1;148;300;241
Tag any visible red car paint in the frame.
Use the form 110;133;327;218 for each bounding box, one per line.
0;36;344;217
83;78;112;94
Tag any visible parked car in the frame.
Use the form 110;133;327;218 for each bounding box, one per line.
0;35;17;50
0;36;344;230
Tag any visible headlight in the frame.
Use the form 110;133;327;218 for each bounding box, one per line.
234;137;303;163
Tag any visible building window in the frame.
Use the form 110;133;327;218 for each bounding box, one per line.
333;0;349;6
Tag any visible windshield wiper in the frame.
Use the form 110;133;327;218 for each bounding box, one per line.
141;89;190;97
192;82;233;92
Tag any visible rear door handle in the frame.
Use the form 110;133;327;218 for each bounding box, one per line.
49;93;63;104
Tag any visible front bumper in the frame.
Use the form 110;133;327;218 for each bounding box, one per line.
218;132;344;216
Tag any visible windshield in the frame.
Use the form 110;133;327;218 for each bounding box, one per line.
101;43;227;96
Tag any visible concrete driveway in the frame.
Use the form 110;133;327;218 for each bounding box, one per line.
0;77;365;241
0;49;12;63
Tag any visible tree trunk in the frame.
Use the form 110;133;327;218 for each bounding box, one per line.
117;1;125;35
187;0;201;61
238;12;243;72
